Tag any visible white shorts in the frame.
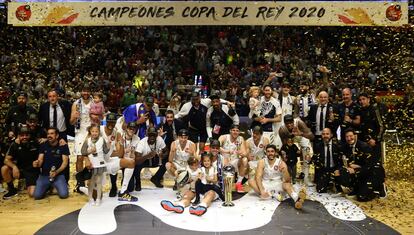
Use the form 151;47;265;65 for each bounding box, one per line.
248;160;259;169
105;157;121;175
230;158;239;172
74;130;88;156
262;179;283;194
173;161;188;172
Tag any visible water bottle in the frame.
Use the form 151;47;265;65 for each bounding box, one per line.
49;166;56;182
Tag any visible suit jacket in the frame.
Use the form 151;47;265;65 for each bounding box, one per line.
38;100;74;136
313;140;342;170
307;103;339;136
341;140;373;170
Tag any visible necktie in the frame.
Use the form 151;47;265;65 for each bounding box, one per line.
326;144;331;168
53;105;57;128
319;105;325;131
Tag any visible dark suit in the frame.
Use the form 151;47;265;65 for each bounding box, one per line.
38;100;74;138
312;140;342;193
308;103;339;145
339;140;384;201
38;100;73;183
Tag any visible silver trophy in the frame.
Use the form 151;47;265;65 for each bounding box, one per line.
222;165;236;207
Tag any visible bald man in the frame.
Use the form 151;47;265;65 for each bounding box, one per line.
337;88;361;142
307;91;339;147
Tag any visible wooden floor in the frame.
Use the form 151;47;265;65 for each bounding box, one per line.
0;157;413;235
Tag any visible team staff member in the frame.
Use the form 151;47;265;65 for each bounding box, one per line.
312;128;342;193
358;93;385;163
206;94;239;140
5;92;36;141
1;125;39;199
38;89;74;141
337;129;386;201
33;127;69;200
338;88;361;142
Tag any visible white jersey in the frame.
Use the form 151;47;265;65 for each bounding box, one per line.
100;126;118;156
173;139;194;167
122;132;140;159
187;166;202;190
136;136;166;155
77;98;92;132
201;166;217;185
246;136;266;161
222;134;244;160
263;157;283;182
86;137;108;169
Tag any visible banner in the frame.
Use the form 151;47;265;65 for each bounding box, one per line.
8;1;408;26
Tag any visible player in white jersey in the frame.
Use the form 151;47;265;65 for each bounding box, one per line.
166;129;196;177
99;113;124;198
246;126;269;178
218;124;247;193
118;122;140;202
70;85;92;193
248;144;306;209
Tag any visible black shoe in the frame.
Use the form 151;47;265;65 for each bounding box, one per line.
109;187;118;197
379;183;387;199
3;188;18;200
173;182;178;191
297;173;305;179
346;190;357;199
150;177;164;188
135;184;141;192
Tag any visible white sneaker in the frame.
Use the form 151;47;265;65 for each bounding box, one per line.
95;199;101;206
89;199;95;206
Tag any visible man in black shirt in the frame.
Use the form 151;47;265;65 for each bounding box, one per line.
337;88;361;142
358;93;385;163
5;92;36;141
1;125;40;199
33;127;69;199
159;110;186;150
207;94;239;140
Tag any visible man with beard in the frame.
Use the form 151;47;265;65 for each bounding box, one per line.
131;127;168;191
245;126;270;179
70;84;92;193
278;82;295;126
26;113;47;144
206;94;239;140
337;129;386;201
338;88;361;142
32;127;69;200
295;81;316;123
5;92;36;141
159;110;186;150
166;129;196;178
219;124;248;193
39;89;74;141
1;125;39;199
100;113;124;198
175;92;209;154
358;93;385;164
312;128;342;193
279;115;314;186
248;145;307;209
252;85;282;148
123;96;158;139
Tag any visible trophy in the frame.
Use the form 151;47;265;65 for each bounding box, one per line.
157;148;163;166
222;165;236;207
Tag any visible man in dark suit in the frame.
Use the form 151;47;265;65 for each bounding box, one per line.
307;91;339;146
38;90;74;141
312;128;342;193
337;128;386;201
